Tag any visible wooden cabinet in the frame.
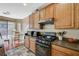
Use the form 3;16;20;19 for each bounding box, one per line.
24;37;30;48
52;49;67;56
75;4;79;29
28;3;79;29
39;8;45;20
0;47;5;56
29;14;34;28
23;16;29;25
14;39;19;48
45;4;54;19
34;11;40;29
34;11;39;21
55;3;74;29
24;39;29;48
30;38;36;53
40;4;54;20
51;45;79;56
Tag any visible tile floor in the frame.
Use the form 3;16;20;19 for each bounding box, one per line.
5;45;35;56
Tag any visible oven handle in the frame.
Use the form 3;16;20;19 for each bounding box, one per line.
36;43;49;48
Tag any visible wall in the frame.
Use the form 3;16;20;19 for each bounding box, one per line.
44;24;79;39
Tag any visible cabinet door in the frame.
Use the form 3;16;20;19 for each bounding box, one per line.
14;39;19;48
24;37;30;48
39;8;45;20
55;4;74;29
51;45;79;56
75;3;79;29
30;38;36;53
45;4;54;19
29;14;34;28
34;11;40;29
52;49;67;56
24;16;29;25
0;48;5;56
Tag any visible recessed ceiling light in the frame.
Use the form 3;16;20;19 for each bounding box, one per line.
23;3;27;6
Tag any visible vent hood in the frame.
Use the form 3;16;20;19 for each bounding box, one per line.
38;18;54;25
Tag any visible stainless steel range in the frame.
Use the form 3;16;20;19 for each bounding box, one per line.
36;32;57;56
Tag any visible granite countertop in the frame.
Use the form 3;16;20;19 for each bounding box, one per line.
52;39;79;52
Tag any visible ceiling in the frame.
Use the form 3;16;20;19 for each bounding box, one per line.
0;3;45;19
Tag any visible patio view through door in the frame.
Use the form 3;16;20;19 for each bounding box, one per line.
0;21;16;52
0;21;8;51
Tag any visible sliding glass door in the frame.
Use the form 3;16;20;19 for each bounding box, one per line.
0;20;23;51
0;21;8;51
8;22;16;49
0;21;8;45
1;21;16;51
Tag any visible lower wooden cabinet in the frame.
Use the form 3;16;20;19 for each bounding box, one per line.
52;49;67;56
24;37;30;48
14;39;19;48
51;45;79;56
0;47;5;56
30;38;36;53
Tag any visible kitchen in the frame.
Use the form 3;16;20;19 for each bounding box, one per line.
0;3;79;56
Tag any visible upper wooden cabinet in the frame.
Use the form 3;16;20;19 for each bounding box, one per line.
39;4;54;20
28;3;79;29
39;8;45;20
45;4;54;19
34;11;39;20
29;14;34;28
24;16;29;24
75;4;79;29
34;11;40;29
55;4;75;29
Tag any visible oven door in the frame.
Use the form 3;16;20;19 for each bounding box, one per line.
36;43;51;56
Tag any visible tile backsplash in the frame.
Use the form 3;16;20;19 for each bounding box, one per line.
44;24;79;39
